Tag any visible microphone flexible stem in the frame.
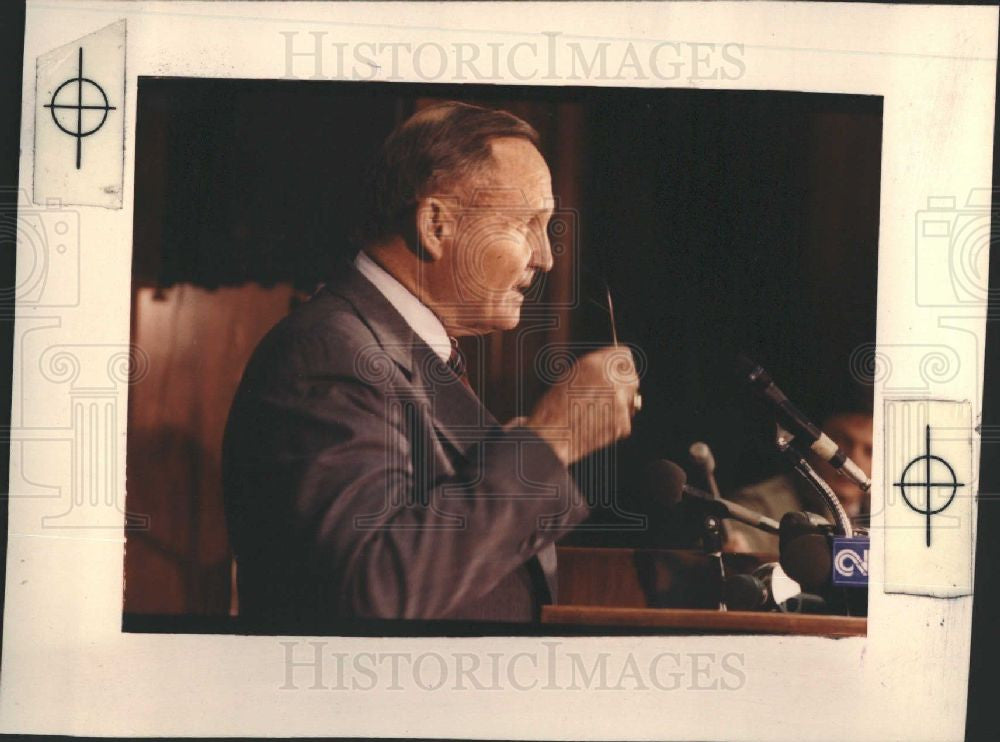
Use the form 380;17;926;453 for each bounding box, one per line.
778;438;854;537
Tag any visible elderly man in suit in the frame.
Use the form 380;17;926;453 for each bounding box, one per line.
223;101;639;625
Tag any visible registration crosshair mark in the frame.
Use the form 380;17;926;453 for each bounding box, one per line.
43;47;117;170
894;424;965;547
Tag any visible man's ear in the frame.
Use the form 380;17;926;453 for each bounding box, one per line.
415;196;455;261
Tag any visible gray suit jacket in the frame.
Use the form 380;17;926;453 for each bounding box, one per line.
222;263;588;626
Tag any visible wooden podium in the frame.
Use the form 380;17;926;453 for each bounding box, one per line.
541;547;866;638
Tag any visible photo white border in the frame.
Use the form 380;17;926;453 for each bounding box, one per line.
3;2;997;738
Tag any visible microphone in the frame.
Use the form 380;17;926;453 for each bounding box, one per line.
778;511;835;593
778;510;833;551
723;574;770;611
778;511;868;616
689;441;722;499
641;459;727;609
724;562;804;611
643;460;780;535
642;459;689;508
684;484;781;535
735;356;870;493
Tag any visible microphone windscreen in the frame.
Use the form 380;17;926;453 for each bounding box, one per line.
779;511;820;551
688;441;715;470
641;459;688;509
724;574;769;611
783;593;830;614
780;534;832;592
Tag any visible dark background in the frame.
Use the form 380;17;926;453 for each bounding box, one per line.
125;78;881;615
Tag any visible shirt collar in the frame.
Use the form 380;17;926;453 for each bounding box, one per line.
354;251;452;364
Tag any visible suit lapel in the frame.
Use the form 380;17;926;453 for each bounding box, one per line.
323;262;416;377
324;262;499;455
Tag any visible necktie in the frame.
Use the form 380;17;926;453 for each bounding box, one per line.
447;337;473;391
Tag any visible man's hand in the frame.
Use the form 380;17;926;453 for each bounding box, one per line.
525;346;640;466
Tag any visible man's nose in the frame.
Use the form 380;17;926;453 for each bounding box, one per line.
531;225;554;272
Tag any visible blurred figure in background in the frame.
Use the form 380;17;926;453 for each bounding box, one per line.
725;409;873;554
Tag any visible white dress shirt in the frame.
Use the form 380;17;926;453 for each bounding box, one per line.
354;251;452;363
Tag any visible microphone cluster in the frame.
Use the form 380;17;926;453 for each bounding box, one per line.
635;356;870;615
642;458;867;616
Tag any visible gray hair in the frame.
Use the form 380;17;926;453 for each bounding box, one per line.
354;101;541;250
